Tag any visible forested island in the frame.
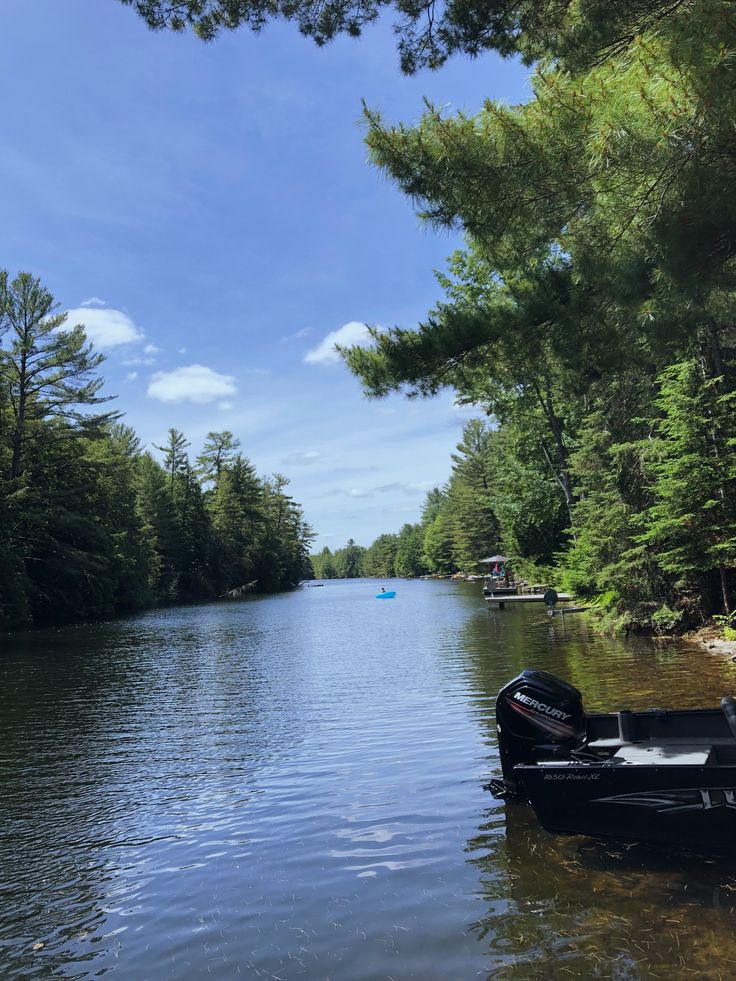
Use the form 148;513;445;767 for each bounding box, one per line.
0;272;313;630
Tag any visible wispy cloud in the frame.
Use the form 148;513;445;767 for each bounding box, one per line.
318;480;431;500
125;371;138;382
147;364;238;404
67;307;144;348
304;321;373;365
327;465;381;476
143;343;161;355
281;327;313;344
121;355;156;367
281;450;321;465
80;296;106;308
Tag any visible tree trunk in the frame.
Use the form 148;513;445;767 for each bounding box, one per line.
719;565;731;615
533;377;575;526
10;350;27;481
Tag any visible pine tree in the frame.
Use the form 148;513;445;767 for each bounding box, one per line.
155;428;190;488
639;359;736;614
120;0;696;74
0;271;116;482
197;430;241;482
394;524;426;577
362;534;399;577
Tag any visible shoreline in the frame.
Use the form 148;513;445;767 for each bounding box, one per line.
683;625;736;660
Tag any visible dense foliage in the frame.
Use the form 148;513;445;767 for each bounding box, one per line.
336;0;736;630
47;1;736;630
0;272;314;629
120;0;700;74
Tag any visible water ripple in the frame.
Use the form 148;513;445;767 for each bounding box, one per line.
2;579;736;978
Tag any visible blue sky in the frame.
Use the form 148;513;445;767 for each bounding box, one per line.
3;0;530;547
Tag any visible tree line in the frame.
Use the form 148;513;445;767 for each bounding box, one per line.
335;2;736;632
315;356;736;635
34;2;736;631
142;0;736;633
310;413;566;583
0;271;313;629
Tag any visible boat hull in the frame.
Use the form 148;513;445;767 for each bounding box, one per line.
517;763;736;851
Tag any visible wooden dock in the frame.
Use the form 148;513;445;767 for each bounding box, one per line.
485;592;572;609
551;605;590;616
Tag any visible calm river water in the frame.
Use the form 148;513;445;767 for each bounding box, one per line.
3;579;736;979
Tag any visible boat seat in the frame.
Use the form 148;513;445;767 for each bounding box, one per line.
588;735;720;748
612;743;712;765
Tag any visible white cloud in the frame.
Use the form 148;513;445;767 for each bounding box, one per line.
218;400;235;411
144;343;161;355
67;307;144;348
147;364;238;404
178;347;187;355
80;296;107;308
304;321;373;365
125;371;138;381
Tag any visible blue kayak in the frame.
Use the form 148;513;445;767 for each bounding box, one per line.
376;591;396;599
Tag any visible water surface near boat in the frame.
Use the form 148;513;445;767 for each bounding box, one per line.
2;577;736;979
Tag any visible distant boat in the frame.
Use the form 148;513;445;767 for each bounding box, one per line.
307;583;325;588
483;585;518;596
376;591;396;599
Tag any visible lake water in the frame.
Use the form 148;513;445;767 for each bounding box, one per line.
2;578;736;979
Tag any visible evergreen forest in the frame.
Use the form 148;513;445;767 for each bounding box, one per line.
12;1;736;635
0;272;314;629
304;1;736;633
310;415;566;586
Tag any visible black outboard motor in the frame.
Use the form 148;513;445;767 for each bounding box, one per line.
495;669;586;797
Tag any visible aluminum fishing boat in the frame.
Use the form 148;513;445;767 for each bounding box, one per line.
490;669;736;851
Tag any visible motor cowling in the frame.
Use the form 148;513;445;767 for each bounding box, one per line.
495;669;586;797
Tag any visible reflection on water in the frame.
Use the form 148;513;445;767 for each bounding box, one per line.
469;804;736;979
1;581;735;978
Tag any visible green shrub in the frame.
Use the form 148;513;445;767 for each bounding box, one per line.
651;605;683;634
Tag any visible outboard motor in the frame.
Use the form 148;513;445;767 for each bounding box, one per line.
495;669;586;797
